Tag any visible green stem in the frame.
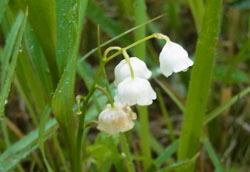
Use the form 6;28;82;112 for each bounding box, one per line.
95;85;114;107
122;50;135;79
106;34;156;62
120;134;135;172
75;64;104;172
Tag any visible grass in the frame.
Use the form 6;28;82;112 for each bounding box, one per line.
0;0;250;172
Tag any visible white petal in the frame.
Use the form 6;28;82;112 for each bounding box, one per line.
97;102;136;135
116;77;156;106
114;57;152;84
159;41;193;77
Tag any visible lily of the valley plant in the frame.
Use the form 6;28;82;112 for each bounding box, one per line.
78;33;193;135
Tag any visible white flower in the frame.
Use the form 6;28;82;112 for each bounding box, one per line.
114;57;152;85
116;77;156;106
159;41;193;77
97;102;136;135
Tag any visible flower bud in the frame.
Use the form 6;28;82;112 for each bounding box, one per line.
159;41;193;77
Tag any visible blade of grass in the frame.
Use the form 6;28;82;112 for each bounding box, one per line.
203;138;225;172
188;0;204;32
86;1;132;45
52;0;85;170
56;0;87;74
0;11;23;86
0;119;58;172
24;0;58;83
24;23;54;95
204;87;250;124
0;0;9;23
154;77;185;112
78;14;164;62
159;153;200;172
0;11;26;118
177;0;223;171
133;1;152;170
153;140;179;170
156;88;175;142
38;106;53;172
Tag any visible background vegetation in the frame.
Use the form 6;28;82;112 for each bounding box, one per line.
0;0;249;171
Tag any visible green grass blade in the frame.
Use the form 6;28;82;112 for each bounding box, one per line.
154;77;185;112
51;51;78;170
86;1;132;45
156;88;175;142
38;106;53;172
0;119;58;172
0;0;9;23
78;14;164;62
155;140;179;168
133;0;152;170
134;0;147;58
24;24;54;95
24;0;58;83
15;51;48;117
0;11;23;85
204;87;250;124
56;0;87;74
177;0;223;171
159;153;199;172
188;0;204;32
203;138;225;172
0;11;26;119
52;0;85;170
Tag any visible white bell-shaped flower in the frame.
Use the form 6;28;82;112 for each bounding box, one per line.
116;77;156;106
114;57;152;85
159;41;193;77
97;102;137;135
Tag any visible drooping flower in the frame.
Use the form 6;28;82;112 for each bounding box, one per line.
159;41;193;77
97;102;137;135
114;57;152;85
116;77;156;106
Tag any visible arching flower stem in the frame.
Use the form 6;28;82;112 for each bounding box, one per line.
122;50;135;79
95;85;114;108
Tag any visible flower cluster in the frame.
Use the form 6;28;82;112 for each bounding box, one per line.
97;34;193;135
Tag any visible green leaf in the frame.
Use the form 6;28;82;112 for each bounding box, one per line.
52;1;86;170
177;0;223;171
38;106;54;172
0;119;58;172
155;140;179;168
0;0;9;23
24;24;54;95
56;0;88;74
25;0;58;83
0;11;26;118
187;0;204;32
159;153;200;172
203;138;225;172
